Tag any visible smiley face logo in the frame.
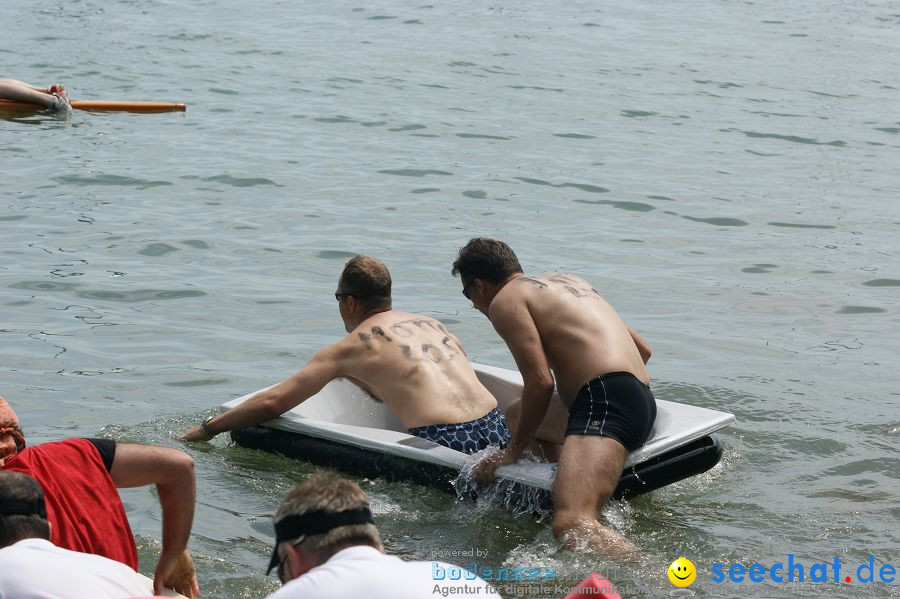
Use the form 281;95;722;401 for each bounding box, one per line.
667;557;696;587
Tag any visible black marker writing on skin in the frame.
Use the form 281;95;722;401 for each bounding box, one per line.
394;318;443;333
390;322;414;338
548;274;579;284
357;332;373;349
441;336;459;359
401;345;414;360
521;277;549;288
547;275;602;299
371;326;392;342
565;285;588;298
421;343;442;363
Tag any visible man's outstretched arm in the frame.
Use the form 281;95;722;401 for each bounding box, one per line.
109;444;200;598
177;343;347;442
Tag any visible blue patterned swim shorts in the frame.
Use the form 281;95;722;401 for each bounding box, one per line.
407;407;511;454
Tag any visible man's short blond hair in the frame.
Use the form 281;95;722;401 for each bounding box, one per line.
339;256;392;312
275;472;381;562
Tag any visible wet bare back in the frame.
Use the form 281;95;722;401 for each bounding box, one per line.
494;273;649;407
336;311;498;429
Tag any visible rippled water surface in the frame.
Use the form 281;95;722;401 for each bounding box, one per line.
2;0;898;597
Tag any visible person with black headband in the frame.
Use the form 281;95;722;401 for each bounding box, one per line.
265;472;494;598
0;471;154;597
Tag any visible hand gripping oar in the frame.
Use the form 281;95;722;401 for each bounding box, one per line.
0;99;186;113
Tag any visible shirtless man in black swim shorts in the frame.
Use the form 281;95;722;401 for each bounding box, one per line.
452;238;654;555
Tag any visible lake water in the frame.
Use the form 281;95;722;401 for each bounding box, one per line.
2;0;898;597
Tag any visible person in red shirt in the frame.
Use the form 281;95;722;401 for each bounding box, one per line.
0;395;200;598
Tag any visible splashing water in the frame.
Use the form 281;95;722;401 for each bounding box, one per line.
453;446;555;521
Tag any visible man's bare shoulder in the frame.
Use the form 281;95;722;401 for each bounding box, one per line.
514;274;551;289
539;272;604;299
382;309;439;323
495;274;560;305
348;311;452;347
540;272;587;285
489;282;531;324
508;272;589;291
380;311;450;333
316;333;365;363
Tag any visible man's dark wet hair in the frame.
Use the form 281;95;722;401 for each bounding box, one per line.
339;256;392;312
0;471;50;548
451;238;523;284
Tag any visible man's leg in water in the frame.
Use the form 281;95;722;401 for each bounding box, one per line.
552;435;633;557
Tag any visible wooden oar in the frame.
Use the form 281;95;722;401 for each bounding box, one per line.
0;99;186;113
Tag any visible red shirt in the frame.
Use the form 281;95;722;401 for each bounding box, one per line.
3;438;138;569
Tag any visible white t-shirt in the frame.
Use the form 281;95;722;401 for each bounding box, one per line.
267;545;496;599
0;538;153;599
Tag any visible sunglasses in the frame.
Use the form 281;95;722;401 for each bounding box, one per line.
0;426;26;453
276;535;307;584
461;280;475;300
13;427;25;452
334;292;352;302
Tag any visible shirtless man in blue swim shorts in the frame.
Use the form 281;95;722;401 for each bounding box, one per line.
179;255;509;454
452;238;654;555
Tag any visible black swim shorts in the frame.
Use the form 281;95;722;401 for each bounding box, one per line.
565;372;657;451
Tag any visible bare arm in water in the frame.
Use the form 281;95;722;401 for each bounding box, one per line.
109;444;200;598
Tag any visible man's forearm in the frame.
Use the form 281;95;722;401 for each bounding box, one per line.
109;444;196;550
628;327;652;364
195;361;339;439
202;386;284;436
509;382;555;455
178;378;309;442
157;458;196;555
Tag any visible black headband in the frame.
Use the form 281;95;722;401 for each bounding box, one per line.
0;500;47;519
267;507;374;574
